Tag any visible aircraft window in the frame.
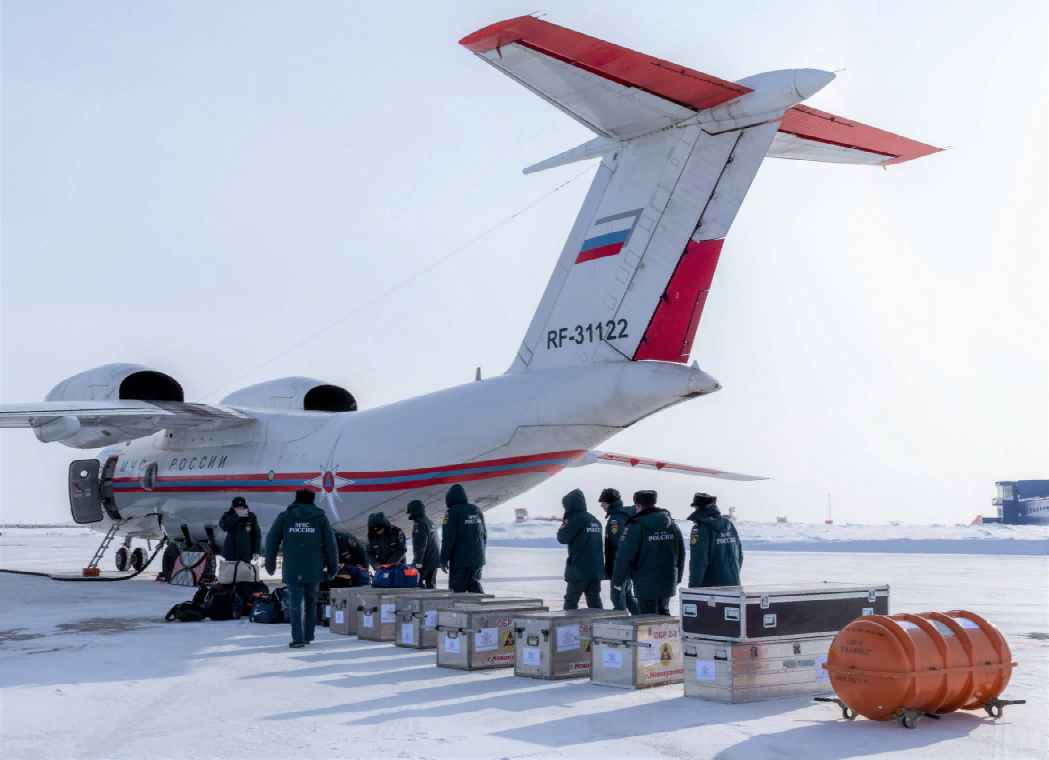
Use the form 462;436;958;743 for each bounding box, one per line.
119;371;184;403
303;384;357;412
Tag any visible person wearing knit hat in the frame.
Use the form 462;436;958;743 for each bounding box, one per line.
598;487;639;614
610;489;684;616
218;496;261;564
687;492;743;588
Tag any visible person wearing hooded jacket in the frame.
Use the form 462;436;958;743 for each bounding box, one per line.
365;512;407;568
218;496;261;563
599;488;640;614
407;499;441;589
610;490;685;616
556;489;604;609
334;531;368;568
440;483;486;593
265;489;339;648
687;493;743;587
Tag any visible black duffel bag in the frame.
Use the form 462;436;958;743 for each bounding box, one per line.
194;583;238;621
166;602;207;622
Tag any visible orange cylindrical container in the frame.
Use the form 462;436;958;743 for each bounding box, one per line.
824;610;1015;721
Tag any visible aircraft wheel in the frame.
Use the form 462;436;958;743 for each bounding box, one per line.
130;547;148;572
114;546;129;572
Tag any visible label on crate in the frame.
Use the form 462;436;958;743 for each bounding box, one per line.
486;654;514;665
381;604;395;624
444;634;460;653
400;625;413;645
362;614;374;628
334;610;344;625
602;649;623;668
424;610;437;629
475;627;498;652
556;625;580;652
638;644;658;664
522;647;541;666
324;605;330;619
695;660;716;681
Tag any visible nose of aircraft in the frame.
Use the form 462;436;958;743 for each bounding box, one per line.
794;69;836;99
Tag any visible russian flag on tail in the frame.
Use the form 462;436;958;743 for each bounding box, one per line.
575;208;643;264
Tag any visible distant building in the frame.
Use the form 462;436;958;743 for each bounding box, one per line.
980;480;1049;525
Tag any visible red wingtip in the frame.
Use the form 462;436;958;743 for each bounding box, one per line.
459;16;537;52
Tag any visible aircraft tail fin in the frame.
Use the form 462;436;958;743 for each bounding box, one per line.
461;17;940;373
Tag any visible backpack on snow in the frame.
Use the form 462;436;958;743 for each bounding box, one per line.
249;586;291;624
317;589;331;627
372;563;419;588
275;586;291;620
233;581;269;618
165;601;207;622
197;583;238;621
249;592;284;624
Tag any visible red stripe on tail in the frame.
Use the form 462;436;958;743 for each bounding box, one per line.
633;239;724;363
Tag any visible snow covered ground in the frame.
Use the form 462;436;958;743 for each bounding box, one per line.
0;526;1046;759
489;519;1049;555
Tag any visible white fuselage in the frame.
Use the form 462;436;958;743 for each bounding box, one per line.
100;361;718;541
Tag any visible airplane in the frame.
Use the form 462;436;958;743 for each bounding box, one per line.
0;16;940;575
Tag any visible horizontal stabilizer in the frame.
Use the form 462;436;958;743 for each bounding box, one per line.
770;105;941;166
574;450;767;482
461;16;749;139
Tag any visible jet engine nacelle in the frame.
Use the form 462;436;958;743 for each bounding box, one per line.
37;363;185;447
220;377;357;412
45;363;185;404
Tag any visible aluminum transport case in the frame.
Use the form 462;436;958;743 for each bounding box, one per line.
513;610;628;680
436;600;547;670
589;616;684;689
329;588;368;636
682;635;835;702
356;588;433;641
394;592;491;649
679;584;889;642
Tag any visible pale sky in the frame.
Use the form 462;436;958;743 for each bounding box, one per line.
2;1;1047;526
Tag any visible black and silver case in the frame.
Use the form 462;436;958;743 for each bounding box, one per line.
679;583;890;642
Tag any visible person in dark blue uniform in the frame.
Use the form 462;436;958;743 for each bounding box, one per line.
265;489;339;647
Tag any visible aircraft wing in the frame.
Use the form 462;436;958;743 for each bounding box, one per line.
0;401;251;445
576;450;767;482
460;16;750;139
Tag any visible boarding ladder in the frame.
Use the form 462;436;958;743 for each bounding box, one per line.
86;522;121;569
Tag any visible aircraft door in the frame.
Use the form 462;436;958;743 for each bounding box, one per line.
98;456;122;520
68;459;103;524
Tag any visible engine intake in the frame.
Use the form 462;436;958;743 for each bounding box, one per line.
38;363;186;448
46;363;184;403
220;377;356;412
